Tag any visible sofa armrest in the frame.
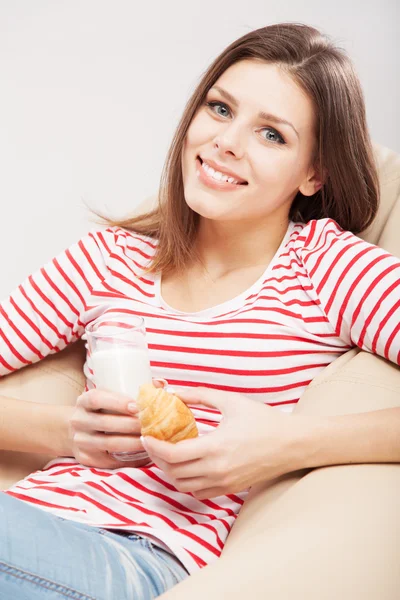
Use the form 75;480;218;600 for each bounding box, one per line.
0;340;86;490
293;348;400;415
159;349;400;600
222;348;399;550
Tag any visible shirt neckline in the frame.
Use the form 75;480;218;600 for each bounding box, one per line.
153;221;295;319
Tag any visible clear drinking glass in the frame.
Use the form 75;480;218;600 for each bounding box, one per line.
85;313;152;465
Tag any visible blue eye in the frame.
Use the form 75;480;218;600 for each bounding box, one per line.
260;128;286;145
205;100;286;145
205;100;231;118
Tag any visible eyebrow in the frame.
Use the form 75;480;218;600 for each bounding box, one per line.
210;85;299;139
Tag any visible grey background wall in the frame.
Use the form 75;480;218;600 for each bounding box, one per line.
1;0;399;299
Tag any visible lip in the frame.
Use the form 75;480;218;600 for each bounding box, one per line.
195;157;247;192
199;156;247;183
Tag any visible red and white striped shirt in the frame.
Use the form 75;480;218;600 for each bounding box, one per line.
1;218;400;574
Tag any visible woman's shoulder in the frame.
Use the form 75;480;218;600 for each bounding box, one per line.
87;226;158;263
289;217;394;281
290;217;361;253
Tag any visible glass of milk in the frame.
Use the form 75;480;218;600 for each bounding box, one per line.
85;313;152;465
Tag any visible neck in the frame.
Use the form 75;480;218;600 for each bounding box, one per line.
192;215;290;280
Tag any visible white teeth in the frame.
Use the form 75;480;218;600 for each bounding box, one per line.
201;160;241;185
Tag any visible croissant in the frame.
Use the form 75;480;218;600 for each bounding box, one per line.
137;383;198;443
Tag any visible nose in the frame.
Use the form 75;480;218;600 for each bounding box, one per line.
213;123;245;159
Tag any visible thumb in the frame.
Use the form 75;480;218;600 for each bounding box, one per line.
172;385;232;413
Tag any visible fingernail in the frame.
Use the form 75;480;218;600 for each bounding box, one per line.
152;378;168;388
128;403;137;412
140;436;147;449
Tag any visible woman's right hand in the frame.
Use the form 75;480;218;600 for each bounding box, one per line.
67;388;147;468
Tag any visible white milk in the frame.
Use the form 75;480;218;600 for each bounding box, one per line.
91;346;152;400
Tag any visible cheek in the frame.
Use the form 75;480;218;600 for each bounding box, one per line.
256;153;304;189
252;154;283;189
182;116;213;177
186;113;215;149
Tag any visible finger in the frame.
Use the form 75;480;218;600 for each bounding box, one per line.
141;433;214;464
144;453;170;475
75;449;117;469
77;389;138;414
145;451;202;478
77;449;148;470
152;378;168;389
76;449;126;469
175;478;211;494
74;431;145;454
192;487;227;500
144;451;211;494
72;412;142;435
155;472;217;495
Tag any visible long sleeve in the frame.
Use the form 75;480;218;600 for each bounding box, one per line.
295;218;400;366
0;229;111;377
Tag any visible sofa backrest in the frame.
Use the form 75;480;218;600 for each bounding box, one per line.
363;143;400;258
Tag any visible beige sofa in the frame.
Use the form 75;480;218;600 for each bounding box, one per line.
1;143;399;599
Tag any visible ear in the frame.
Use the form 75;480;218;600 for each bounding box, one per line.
298;163;326;197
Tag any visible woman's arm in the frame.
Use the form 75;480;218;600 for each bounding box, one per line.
0;230;110;453
0;395;73;456
296;218;400;366
140;388;400;500
289;407;400;471
284;219;400;469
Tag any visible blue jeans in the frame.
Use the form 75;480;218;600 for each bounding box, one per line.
0;492;190;599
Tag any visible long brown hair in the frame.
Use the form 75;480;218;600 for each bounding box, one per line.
92;22;379;274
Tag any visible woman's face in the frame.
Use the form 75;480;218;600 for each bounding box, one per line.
181;59;322;224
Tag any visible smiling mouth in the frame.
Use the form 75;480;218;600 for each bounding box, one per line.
197;157;248;185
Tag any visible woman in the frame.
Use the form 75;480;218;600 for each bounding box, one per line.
1;22;399;599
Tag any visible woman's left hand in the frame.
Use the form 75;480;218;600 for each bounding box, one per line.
140;386;302;500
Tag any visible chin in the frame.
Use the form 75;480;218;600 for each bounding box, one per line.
184;193;225;221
